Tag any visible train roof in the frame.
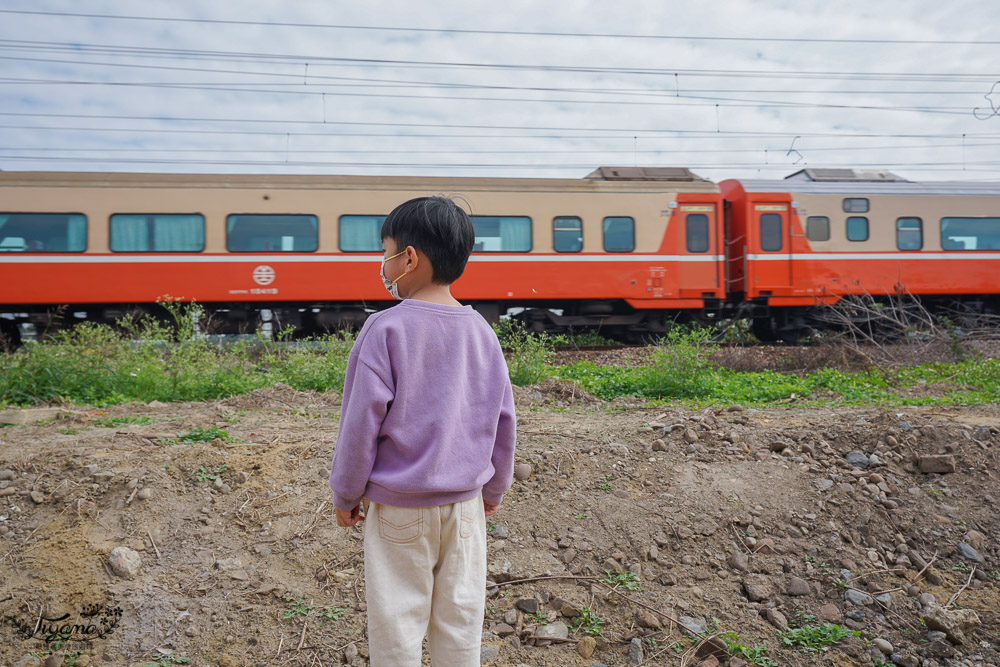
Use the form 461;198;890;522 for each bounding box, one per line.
0;169;720;194
732;168;1000;196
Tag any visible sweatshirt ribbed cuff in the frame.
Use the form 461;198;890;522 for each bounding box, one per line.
332;492;361;512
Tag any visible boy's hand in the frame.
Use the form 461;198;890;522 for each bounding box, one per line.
483;498;499;517
336;504;365;527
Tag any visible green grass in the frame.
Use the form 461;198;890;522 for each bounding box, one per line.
0;300;354;406
493;319;553;386
4;303;999;408
92;416;158;428
555;356;1000;405
180;426;236;444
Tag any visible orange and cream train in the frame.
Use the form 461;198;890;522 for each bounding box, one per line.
1;166;998;343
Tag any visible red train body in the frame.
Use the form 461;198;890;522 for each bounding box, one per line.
2;167;998;342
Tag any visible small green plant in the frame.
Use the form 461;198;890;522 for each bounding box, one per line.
142;658;190;667
570;607;605;636
779;624;857;652
283;598;316;620
194;463;228;483
788;610;817;629
721;632;778;667
529;609;548;625
92;415;157;428
952;561;972;573
487;519;498;533
62;653;85;667
596;473;613;491
574;512;589;519
316;606;345;624
180;426;236;443
600;569;641;591
58;428;82;435
991;570;1000;582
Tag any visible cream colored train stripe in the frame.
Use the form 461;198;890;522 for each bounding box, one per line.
5;253;998;263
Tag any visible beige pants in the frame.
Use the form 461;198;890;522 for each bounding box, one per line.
364;494;487;666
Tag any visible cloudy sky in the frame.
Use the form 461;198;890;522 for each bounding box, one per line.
1;0;1000;183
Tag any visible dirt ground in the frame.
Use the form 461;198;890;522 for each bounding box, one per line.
1;381;998;667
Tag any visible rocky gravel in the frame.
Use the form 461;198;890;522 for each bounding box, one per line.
0;383;998;666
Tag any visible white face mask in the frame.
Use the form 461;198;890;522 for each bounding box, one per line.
380;249;408;300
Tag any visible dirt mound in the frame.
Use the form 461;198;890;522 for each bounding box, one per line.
513;379;603;409
220;382;341;411
1;394;998;666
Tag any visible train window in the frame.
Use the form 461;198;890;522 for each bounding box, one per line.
339;215;385;252
685;214;709;253
806;216;830;242
941;217;1000;250
110;214;205;252
0;213;86;252
470;216;531;252
846;216;869;242
896;217;923;250
226;214;318;252
552;217;582;253
602;216;634;252
843;198;869;213
759;213;782;251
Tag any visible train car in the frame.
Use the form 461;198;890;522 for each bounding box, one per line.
0;167;726;342
721;169;1000;341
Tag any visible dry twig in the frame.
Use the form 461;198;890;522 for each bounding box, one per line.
946;566;976;607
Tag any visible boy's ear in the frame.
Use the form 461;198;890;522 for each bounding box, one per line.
405;245;420;269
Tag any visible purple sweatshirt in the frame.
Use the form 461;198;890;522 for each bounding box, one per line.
329;299;516;511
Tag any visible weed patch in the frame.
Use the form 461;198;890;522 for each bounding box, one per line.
0;300;353;406
92;416;158;428
494;319;552;386
600;569;641;592
180;426;236;444
779;623;857;652
569;607;604;636
194;464;228;483
721;632;778;667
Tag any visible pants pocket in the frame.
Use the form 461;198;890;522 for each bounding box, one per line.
459;497;477;539
377;504;424;544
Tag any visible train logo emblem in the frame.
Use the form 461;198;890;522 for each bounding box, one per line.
252;265;275;286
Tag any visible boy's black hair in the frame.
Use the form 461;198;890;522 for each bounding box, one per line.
381;196;476;284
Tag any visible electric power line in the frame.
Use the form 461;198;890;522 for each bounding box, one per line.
2;140;998;154
0;8;994;47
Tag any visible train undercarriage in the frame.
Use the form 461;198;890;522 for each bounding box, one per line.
2;294;996;347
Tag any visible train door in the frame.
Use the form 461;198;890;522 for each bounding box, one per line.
677;203;719;296
751;203;792;291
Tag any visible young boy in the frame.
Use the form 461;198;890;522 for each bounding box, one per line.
329;196;516;666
